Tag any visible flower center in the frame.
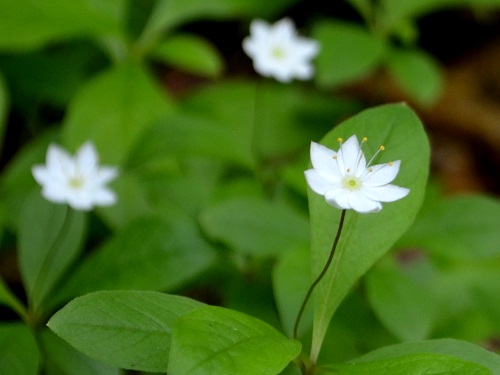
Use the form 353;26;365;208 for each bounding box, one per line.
342;175;362;191
69;176;84;189
271;46;285;59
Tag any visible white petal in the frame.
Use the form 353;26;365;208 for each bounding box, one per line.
338;135;365;174
310;142;342;177
295;38;320;58
46;144;73;174
363;160;401;186
273;18;296;39
348;192;382;214
361;184;410;202
305;169;338;195
66;191;94;211
92;189;116;206
94;167;119;185
325;188;351;210
32;166;51;185
250;19;270;40
42;185;67;204
76;141;98;174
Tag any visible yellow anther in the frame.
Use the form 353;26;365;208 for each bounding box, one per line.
380;146;385;151
337;137;343;143
389;161;393;166
369;167;373;172
362;137;368;142
346;168;351;173
333;155;337;159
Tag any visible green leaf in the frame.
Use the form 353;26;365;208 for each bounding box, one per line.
48;290;202;372
151;33;224;77
0;0;125;51
309;103;430;361
50;217;214;306
0;276;27;321
387;48;443;106
127;113;252;169
0;323;40;375
365;265;438;341
324;352;490;374
397;195;500;260
313;20;386;87
199;197;309;257
350;338;500;374
273;245;312;337
0;73;8;150
18;192;86;311
62;62;175;165
168;305;301;375
41;329;120;375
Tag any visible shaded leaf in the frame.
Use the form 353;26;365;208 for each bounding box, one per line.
0;323;40;375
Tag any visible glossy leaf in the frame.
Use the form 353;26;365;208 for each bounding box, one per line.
0;0;125;51
313;20;386;87
50;217;214;307
0;323;40;375
19;192;86;311
387;48;443;106
62;62;174;165
365;265;438;341
309;103;430;361
349;338;500;374
151;33;224;77
199;197;309;257
168;305;301;375
324;352;489;374
48;291;202;372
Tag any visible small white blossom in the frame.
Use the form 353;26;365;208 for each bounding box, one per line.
242;18;319;83
32;142;118;211
305;135;410;214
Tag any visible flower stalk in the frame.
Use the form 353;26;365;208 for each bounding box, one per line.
293;209;347;340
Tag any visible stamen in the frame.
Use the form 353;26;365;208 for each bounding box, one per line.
346;168;351;173
353;136;368;174
333;155;337;159
362;137;368;142
366;144;386;168
337;137;343;143
389;161;393;166
369;167;373;172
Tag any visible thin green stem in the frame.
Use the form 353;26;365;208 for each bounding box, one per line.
293;209;347;340
29;206;74;319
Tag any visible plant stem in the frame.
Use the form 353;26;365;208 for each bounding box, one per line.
30;205;73;318
293;209;347;340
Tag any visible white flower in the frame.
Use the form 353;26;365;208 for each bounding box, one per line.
32;142;118;211
305;135;410;214
242;18;320;83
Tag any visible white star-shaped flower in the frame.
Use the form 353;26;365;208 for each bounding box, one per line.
32;142;118;211
305;135;410;214
242;18;320;83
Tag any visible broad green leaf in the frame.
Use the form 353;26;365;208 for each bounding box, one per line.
310;103;429;361
0;323;40;375
350;338;500;374
168;305;301;375
199;197;309;257
0;0;125;51
48;290;202;372
273;245;312;337
387;48;443;106
365;265;438;341
323;352;490;374
0;276;27;321
41;329;120;375
50;217;214;307
127;113;252;168
313;20;386;87
19;191;86;311
397;195;500;260
151;33;223;77
0;73;8;151
62;62;175;165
